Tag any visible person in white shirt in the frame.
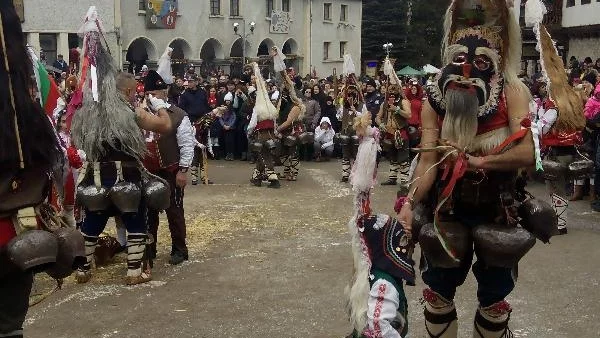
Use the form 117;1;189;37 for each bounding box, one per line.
314;117;335;161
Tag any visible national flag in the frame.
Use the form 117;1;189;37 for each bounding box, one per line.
34;61;61;118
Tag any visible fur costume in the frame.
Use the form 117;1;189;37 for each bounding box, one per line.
345;119;415;337
71;7;146;162
247;62;280;187
417;1;557;337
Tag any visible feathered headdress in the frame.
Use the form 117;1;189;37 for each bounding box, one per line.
525;0;585;131
251;62;278;121
71;6;146;162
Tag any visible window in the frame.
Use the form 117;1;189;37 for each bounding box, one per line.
139;0;145;11
39;33;57;65
230;0;240;16
323;42;330;60
324;3;332;20
581;0;591;4
566;0;575;7
339;41;347;58
210;0;221;15
282;0;290;12
267;0;274;15
340;4;348;21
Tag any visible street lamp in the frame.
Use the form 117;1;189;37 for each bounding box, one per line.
233;20;256;65
383;43;393;58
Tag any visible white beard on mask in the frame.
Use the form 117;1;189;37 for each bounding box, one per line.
441;87;480;151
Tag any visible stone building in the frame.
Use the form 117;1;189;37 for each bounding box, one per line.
20;0;362;78
517;0;599;75
562;0;600;62
21;0;119;69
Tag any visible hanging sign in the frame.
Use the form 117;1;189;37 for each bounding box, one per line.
146;0;178;29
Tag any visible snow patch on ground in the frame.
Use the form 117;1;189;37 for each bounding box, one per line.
306;168;351;198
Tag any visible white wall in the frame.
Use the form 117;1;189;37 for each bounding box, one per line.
562;0;600;28
21;0;118;62
309;0;362;77
568;37;600;61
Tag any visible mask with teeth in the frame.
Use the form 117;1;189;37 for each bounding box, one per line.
427;26;505;120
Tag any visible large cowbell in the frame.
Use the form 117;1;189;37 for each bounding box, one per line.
46;227;86;279
143;173;170;211
110;181;141;213
518;198;558;243
419;222;471;268
109;161;142;213
472;224;536;268
6;230;58;272
76;163;110;211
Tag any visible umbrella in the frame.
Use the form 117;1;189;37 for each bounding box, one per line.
396;66;424;76
422;64;441;74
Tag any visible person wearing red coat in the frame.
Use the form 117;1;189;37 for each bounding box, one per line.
405;79;424;150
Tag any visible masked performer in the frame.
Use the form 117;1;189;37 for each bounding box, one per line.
273;47;306;182
377;59;412;186
0;2;67;336
71;7;173;285
525;2;587;235
345;112;415;338
189;103;225;185
247;62;280;188
336;54;365;183
396;1;564;336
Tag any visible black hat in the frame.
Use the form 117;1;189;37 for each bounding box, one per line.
144;70;168;91
583;72;597;88
366;78;376;88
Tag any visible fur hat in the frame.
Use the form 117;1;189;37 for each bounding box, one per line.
143;70;168;92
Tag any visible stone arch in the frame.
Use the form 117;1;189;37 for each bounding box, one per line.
125;36;157;73
126;36;158;61
200;38;225;61
168;37;193;60
282;38;299;55
230;38;251;58
257;38;275;56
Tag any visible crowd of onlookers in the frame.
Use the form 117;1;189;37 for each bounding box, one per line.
131;55;600;211
144;65;426;165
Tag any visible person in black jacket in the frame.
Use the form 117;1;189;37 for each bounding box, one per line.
178;74;210;123
364;79;382;126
